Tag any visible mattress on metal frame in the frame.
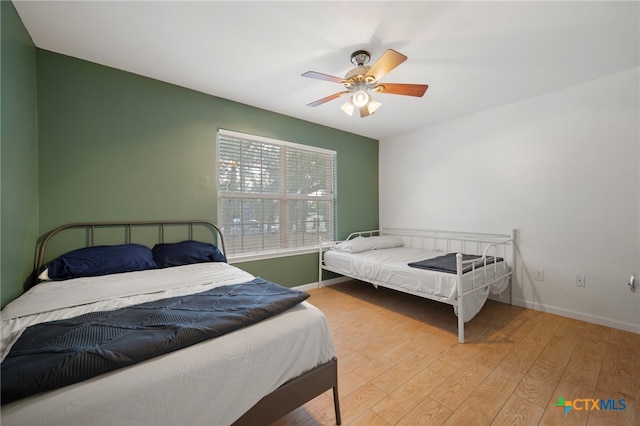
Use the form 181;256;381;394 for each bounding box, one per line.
323;246;508;321
1;262;336;426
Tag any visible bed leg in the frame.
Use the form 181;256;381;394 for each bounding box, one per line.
456;253;464;344
318;239;323;288
333;385;342;425
510;228;517;306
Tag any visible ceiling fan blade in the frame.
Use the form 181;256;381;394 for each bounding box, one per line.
359;105;373;118
375;83;428;97
367;49;407;82
306;91;349;107
301;71;345;84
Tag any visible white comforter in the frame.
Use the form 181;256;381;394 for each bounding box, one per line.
1;262;335;426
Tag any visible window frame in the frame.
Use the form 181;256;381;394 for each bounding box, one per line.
216;129;337;262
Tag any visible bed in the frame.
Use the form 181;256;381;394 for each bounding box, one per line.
1;220;341;426
319;228;516;343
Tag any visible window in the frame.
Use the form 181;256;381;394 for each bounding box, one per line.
217;129;336;259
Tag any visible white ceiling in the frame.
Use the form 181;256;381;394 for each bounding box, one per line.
13;0;640;140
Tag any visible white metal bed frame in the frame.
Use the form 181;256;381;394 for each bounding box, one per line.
319;228;517;343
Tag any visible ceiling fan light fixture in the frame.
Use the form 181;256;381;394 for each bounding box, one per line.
341;99;355;116
352;90;369;107
367;97;382;114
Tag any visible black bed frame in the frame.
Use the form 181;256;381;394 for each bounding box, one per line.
35;220;342;425
234;357;341;426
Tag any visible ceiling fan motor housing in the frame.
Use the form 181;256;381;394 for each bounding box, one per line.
343;66;373;87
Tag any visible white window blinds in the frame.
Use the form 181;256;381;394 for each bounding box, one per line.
217;129;336;258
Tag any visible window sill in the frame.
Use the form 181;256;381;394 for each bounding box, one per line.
227;246;321;263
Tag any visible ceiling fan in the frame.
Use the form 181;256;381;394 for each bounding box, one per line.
302;49;428;118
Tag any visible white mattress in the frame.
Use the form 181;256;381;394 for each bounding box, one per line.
323;247;508;321
1;262;335;426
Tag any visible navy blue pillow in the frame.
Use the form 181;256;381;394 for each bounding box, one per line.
152;240;227;268
46;244;157;281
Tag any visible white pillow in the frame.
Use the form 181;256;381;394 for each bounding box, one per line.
334;235;404;253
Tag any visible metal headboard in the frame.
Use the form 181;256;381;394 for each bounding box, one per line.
36;220;226;271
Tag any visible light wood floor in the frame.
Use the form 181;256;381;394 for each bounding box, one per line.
271;280;639;426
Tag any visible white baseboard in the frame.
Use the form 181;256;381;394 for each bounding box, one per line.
319;276;353;287
293;276;352;292
512;298;640;335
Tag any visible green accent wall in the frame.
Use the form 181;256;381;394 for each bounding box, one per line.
233;255;320;288
1;1;39;308
35;50;378;288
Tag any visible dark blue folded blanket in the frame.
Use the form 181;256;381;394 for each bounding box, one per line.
408;253;503;274
1;278;308;404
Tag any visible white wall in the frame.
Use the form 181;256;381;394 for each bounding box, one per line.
380;68;640;333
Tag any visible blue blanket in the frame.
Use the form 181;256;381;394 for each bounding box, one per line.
408;253;503;274
1;278;308;404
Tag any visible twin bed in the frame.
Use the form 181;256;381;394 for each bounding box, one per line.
320;228;516;343
1;221;341;426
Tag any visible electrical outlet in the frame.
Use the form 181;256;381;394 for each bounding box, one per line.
534;269;544;281
576;275;586;287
